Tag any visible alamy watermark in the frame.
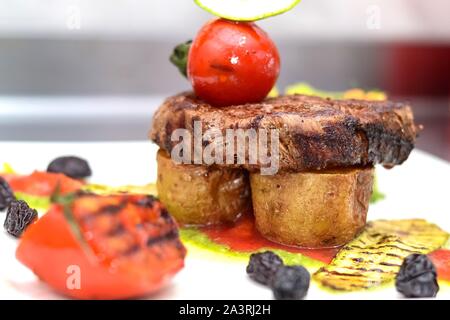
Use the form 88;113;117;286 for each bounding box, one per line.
170;121;280;175
66;5;81;30
366;4;381;30
66;265;81;290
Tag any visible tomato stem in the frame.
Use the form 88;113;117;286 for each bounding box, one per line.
170;40;192;77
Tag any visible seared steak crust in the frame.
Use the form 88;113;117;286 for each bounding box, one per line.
149;92;419;172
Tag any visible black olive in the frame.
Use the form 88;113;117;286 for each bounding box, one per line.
0;177;15;210
4;200;38;237
47;156;92;179
246;251;284;285
271;266;310;300
395;254;439;298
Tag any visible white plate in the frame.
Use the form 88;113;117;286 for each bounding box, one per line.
0;141;449;300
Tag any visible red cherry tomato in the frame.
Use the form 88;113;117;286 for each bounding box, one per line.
188;18;280;107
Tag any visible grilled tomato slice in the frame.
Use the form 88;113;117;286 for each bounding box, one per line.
16;194;186;299
5;171;84;196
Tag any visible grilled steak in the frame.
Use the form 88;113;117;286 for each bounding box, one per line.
149;92;419;172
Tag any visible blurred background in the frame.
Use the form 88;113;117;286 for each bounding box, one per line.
0;0;449;160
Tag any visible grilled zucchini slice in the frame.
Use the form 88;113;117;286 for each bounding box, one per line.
314;219;449;291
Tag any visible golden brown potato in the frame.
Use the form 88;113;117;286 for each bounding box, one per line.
250;167;374;248
156;149;251;226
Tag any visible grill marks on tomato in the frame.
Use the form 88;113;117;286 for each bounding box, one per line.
98;204;126;215
71;195;185;265
135;195;157;208
209;63;234;73
106;224;126;237
147;229;179;246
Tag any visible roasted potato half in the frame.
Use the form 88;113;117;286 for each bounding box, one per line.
250;167;374;248
156;149;251;225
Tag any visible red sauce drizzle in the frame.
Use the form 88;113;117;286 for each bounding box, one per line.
201;214;340;264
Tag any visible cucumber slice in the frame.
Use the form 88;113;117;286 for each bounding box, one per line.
194;0;301;21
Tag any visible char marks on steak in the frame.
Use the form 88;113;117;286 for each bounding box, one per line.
149;92;419;172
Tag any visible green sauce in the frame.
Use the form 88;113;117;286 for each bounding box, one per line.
15;192;50;212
